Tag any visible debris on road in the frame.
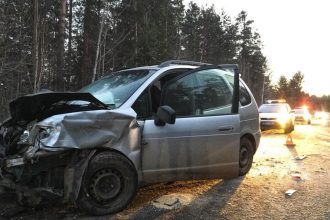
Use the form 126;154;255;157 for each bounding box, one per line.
294;155;307;160
291;173;302;181
285;189;297;197
152;193;193;210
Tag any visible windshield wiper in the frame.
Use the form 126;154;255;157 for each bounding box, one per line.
106;104;116;109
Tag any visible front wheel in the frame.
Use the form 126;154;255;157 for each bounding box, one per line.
239;137;254;176
284;122;294;134
76;151;138;216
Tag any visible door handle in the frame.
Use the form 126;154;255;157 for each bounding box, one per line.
218;126;234;132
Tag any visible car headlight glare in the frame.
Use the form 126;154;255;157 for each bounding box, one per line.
278;114;289;125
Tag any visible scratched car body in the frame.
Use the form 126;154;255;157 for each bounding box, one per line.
0;60;260;215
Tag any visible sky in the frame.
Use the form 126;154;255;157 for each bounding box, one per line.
183;0;330;97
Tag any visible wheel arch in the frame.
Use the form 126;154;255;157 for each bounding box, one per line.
76;148;138;215
92;148;137;170
64;147;139;203
92;147;142;183
240;133;257;154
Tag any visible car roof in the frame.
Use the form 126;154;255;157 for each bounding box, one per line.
260;103;287;106
116;60;237;76
265;99;286;104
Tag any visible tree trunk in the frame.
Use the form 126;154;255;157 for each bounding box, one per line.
37;20;45;91
92;6;106;82
68;0;73;85
134;0;138;66
56;0;66;91
32;0;39;93
80;0;95;88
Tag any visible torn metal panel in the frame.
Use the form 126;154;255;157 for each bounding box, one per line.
5;157;24;167
64;150;96;201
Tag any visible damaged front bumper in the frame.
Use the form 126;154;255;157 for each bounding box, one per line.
0;107;141;207
0;148;73;205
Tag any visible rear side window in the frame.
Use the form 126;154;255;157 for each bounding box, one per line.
239;83;251;106
224;74;251;106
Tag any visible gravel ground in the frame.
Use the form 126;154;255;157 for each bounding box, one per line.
1;119;329;219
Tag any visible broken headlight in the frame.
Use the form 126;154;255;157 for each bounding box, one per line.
38;126;55;140
36;125;61;149
18;130;30;145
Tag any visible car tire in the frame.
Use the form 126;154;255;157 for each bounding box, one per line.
284;122;294;134
239;137;254;176
76;151;138;216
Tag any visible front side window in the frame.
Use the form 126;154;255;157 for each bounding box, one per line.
163;73;196;116
195;70;232;115
163;69;233;117
79;69;156;108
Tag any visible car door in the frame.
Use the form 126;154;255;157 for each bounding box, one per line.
141;67;240;183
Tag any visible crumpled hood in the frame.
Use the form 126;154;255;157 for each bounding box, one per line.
34;108;140;150
9;91;108;122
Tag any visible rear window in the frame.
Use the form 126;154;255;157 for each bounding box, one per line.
239;83;252;106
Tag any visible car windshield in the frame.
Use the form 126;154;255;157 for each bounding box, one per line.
259;104;286;113
294;109;304;114
79;69;156;108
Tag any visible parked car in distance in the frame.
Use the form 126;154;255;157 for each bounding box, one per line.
265;99;287;104
294;107;311;124
0;60;260;216
259;101;295;133
314;111;329;120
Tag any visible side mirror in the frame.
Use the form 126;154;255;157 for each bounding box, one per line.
154;105;176;126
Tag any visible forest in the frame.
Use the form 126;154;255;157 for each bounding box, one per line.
0;0;328;121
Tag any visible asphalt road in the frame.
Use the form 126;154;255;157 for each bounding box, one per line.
1;117;329;219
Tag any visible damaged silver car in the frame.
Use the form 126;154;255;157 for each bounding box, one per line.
0;60;260;215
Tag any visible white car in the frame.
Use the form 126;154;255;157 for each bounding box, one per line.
259;102;295;133
294;107;311;124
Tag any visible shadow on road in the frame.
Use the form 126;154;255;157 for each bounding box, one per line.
128;177;244;220
0;192;78;220
0;177;244;220
285;145;298;158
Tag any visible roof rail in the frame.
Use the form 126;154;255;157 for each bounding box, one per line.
218;64;239;74
158;60;212;68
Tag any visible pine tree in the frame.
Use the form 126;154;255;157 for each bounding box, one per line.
235;11;267;105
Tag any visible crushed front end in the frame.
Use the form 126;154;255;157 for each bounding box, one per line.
0;91;140;207
0;116;75;205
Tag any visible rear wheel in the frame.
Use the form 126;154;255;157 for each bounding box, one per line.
239;137;254;176
76;152;137;216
